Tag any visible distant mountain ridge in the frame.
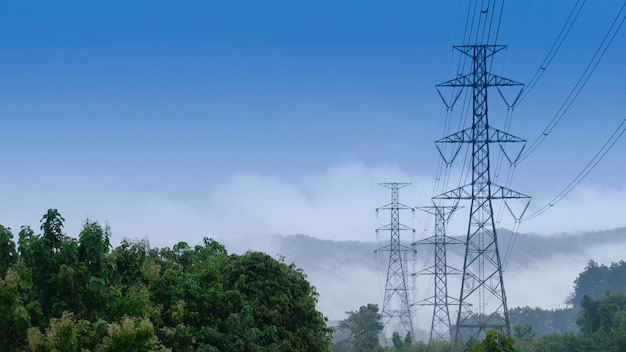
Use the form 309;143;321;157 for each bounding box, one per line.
220;227;626;324
223;227;626;269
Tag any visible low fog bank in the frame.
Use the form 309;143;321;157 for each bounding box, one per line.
220;227;626;329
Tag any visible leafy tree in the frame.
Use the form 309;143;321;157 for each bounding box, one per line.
512;324;534;343
41;209;65;253
0;209;334;351
577;291;626;351
75;221;113;321
467;329;516;352
0;225;17;277
0;262;41;349
26;312;169;352
335;303;383;352
219;251;332;351
568;260;626;308
509;306;576;337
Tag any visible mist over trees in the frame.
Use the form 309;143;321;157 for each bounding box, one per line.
0;209;332;351
568;260;626;308
3;209;626;351
327;249;626;351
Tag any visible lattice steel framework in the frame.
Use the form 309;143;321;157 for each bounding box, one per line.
433;45;530;349
413;204;464;342
376;182;416;341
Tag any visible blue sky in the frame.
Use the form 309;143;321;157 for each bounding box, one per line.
0;0;625;246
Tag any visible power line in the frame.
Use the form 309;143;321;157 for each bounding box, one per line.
507;0;534;44
517;0;588;105
519;1;626;162
522;117;626;222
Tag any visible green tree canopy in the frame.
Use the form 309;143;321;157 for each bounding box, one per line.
0;209;332;351
568;260;626;308
334;303;384;352
577;291;626;351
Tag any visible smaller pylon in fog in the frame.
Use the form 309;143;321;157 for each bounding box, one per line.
413;203;464;342
375;182;416;341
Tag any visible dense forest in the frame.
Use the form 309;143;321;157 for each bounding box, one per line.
0;209;332;351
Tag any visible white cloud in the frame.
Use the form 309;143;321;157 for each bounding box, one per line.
3;161;626;249
204;161;433;242
0;161;431;246
505;255;586;309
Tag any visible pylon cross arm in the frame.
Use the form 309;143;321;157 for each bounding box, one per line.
436;128;472;144
412;297;436;306
378;182;411;189
413;235;465;246
436;127;527;165
446;267;463;276
453;44;507;58
435;130;469;164
486;73;523;87
489;128;525;143
377;203;414;211
416;204;462;216
414;266;436;275
490;184;530;199
433;185;472;200
377;224;416;232
436;72;522;89
437;74;474;88
444;237;465;245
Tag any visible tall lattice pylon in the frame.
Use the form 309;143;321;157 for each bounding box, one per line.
375;182;416;341
433;45;531;349
413;203;464;342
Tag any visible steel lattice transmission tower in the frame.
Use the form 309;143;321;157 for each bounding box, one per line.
433;45;530;349
375;182;416;341
413;204;464;343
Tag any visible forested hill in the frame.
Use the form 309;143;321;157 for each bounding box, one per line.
222;227;626;270
224;234;381;271
220;227;626;323
494;227;626;263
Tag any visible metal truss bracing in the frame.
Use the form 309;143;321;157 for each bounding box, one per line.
375;183;417;341
413;204;464;343
433;45;531;350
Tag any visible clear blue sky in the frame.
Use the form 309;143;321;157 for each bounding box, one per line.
0;0;625;246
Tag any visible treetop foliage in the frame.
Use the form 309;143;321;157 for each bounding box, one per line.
0;209;332;351
568;260;626;308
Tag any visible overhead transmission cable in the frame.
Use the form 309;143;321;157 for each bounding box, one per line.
507;0;534;44
431;0;478;207
494;0;586;194
418;1;480;323
517;0;588;105
504;1;620;269
519;1;626;163
501;0;590;268
417;1;477;306
522;117;626;222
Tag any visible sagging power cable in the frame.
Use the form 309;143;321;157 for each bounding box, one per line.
523;117;626;222
519;1;626;163
517;0;588;105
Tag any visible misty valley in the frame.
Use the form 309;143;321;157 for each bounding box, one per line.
1;208;624;351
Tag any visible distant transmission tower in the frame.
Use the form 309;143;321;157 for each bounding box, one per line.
413;204;464;343
434;44;530;349
375;182;416;341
